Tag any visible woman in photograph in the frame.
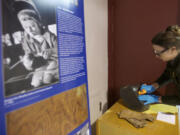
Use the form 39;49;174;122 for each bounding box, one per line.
16;0;59;88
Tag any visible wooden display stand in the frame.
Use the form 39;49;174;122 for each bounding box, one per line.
96;100;179;135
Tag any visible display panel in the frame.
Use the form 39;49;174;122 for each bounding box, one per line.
0;0;91;134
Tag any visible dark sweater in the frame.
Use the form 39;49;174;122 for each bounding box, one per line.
156;54;180;105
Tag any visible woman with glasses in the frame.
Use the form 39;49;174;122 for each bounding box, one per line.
138;25;180;105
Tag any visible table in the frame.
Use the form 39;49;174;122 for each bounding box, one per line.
96;100;179;135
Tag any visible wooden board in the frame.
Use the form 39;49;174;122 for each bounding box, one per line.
6;84;89;135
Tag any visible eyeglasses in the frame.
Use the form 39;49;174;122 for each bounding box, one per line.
153;48;168;56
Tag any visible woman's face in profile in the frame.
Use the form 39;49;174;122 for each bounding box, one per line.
152;44;178;62
18;13;42;37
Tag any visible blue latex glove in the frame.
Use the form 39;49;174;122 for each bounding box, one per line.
138;95;160;105
140;84;156;94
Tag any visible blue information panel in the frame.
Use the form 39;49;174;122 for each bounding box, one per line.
0;0;91;134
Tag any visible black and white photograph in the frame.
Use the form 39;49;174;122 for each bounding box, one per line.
1;0;60;97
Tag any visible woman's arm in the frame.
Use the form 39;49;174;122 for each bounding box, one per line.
154;66;172;88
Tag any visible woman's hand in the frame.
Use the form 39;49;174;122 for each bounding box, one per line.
139;84;156;94
21;54;34;70
42;49;52;59
138;94;161;105
139;83;160;95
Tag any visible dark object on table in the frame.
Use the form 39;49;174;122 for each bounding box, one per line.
120;85;149;112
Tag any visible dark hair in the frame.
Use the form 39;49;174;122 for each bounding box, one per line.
152;25;180;49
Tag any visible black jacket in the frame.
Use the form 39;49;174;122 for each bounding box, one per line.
156;54;180;104
157;54;180;87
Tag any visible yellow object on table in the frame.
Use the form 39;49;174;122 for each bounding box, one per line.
96;100;179;135
144;104;178;114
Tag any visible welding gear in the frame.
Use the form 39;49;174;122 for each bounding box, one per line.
138;95;160;105
117;110;154;128
120;85;149;111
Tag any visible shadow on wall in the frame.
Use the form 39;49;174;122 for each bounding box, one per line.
177;0;180;25
108;88;121;107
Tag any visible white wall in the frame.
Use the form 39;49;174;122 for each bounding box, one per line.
84;0;108;125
